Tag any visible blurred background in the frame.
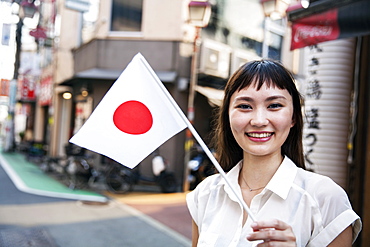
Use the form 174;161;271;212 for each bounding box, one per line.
0;0;369;246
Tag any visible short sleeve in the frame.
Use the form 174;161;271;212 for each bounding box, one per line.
186;174;221;228
307;176;362;246
186;189;199;226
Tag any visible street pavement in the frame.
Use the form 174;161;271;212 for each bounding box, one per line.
0;151;192;247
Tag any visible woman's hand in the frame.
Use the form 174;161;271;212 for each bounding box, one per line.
246;219;296;246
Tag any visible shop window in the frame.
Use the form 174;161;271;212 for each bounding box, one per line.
265;18;285;61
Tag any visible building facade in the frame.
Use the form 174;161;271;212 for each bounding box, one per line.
34;0;286;186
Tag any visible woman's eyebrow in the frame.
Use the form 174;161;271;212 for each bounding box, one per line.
234;96;254;102
265;95;287;101
234;95;287;102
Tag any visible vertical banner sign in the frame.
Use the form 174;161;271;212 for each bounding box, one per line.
38;76;53;106
303;38;356;189
20;76;36;101
0;79;10;96
1;23;11;46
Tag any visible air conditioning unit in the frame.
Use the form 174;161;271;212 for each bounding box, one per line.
199;39;231;79
231;49;260;74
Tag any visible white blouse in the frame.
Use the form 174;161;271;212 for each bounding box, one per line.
186;156;362;247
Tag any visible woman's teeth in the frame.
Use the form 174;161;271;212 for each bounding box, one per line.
247;132;273;138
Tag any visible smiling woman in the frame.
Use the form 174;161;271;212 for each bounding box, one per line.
229;83;294;159
186;59;361;247
217;60;304;172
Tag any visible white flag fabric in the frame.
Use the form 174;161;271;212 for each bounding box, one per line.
70;53;187;168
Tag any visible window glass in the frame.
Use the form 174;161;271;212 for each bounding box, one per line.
267;32;282;61
110;0;143;32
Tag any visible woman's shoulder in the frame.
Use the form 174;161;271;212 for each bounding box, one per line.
186;173;221;206
295;168;349;202
193;173;222;191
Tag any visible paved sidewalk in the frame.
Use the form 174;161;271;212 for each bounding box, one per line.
108;192;193;240
0;151;192;246
0;151;107;202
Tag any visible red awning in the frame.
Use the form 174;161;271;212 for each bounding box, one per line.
288;0;370;50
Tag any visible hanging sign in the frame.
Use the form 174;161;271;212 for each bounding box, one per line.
288;0;370;50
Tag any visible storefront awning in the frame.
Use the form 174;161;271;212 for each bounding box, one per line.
195;85;224;107
287;0;370;50
74;68;177;83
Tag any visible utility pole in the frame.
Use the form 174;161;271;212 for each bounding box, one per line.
4;17;23;152
4;0;37;152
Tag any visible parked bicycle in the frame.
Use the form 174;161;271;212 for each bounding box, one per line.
23;141;48;164
39;156;68;182
104;154;178;194
64;144;95;189
37;146;178;194
39;144;95;190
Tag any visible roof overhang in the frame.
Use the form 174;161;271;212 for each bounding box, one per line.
62;68;177;85
195;85;224;107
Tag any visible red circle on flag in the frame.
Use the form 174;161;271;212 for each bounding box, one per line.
113;100;153;135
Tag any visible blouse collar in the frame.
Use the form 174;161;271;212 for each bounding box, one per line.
265;156;298;200
218;156;298;201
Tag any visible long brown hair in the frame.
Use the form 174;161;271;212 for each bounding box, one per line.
212;60;305;172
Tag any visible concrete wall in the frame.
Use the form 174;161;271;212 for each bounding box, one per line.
73;39;181;73
95;0;186;40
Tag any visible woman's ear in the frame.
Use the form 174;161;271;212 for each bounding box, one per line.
291;117;295;128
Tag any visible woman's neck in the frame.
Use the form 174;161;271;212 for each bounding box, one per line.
240;152;284;187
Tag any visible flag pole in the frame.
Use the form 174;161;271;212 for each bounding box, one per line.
138;54;257;222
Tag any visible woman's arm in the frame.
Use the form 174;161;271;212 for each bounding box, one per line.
327;226;352;247
192;220;199;247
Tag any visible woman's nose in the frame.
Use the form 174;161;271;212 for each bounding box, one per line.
250;109;269;127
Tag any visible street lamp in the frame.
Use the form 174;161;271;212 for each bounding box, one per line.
188;1;211;27
183;0;211;191
260;0;289;58
19;0;38;18
260;0;289;20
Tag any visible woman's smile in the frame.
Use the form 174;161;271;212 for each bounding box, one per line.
246;132;274;142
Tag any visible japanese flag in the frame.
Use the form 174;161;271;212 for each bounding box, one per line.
69;53;187;168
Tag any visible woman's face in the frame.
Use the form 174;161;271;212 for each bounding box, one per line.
228;83;294;158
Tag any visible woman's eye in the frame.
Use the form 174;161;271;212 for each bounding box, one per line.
236;104;251;110
268;103;283;109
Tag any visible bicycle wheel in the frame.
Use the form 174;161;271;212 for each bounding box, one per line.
106;167;133;194
158;172;177;193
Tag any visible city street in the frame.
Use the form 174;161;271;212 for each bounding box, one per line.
0;151;192;247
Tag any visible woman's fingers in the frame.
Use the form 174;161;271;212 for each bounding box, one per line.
247;220;296;244
251;219;291;231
